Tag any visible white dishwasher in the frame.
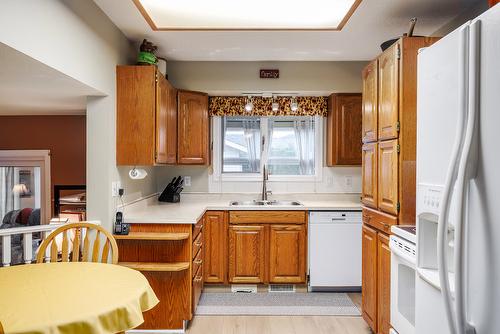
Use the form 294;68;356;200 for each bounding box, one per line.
308;210;362;291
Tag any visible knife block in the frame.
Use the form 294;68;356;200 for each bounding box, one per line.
159;193;180;203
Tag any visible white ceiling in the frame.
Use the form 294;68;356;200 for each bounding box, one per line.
0;43;99;115
95;0;480;61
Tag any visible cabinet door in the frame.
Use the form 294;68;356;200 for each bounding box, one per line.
326;93;362;166
362;142;378;208
228;225;266;283
378;139;399;215
362;224;378;332
116;66;156;166
269;224;306;283
155;75;176;164
362;60;378;143
378;44;399;140
204;211;227;283
177;90;209;165
377;233;391;334
165;80;178;164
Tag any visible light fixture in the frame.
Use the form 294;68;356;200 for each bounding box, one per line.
245;96;253;112
290;97;299;113
129;167;148;180
272;96;279;112
12;183;29;196
134;0;361;31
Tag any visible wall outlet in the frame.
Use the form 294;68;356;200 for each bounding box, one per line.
327;176;334;186
184;176;191;187
111;181;122;197
344;176;353;189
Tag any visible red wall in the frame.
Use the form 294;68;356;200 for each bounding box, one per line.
0;115;86;202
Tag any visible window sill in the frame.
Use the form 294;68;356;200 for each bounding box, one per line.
215;174;320;182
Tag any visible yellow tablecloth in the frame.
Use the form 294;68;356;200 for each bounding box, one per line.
0;262;159;334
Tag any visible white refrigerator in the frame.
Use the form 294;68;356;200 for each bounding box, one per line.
416;4;500;334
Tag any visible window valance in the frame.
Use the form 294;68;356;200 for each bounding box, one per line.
209;96;328;117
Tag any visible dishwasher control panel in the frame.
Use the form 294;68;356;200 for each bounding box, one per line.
309;211;362;224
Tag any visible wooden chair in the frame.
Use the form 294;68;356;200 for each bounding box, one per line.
36;222;118;264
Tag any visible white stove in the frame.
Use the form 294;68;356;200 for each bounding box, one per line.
390;225;416;334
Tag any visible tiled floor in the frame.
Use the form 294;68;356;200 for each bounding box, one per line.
186;293;370;334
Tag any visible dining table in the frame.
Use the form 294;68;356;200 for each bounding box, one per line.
0;262;159;334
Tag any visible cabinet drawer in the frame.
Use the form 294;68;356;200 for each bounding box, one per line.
193;218;203;240
192;247;203;278
362;207;397;234
192;265;203;314
193;231;203;259
229;211;306;224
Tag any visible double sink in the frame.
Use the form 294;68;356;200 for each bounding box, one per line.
230;200;302;206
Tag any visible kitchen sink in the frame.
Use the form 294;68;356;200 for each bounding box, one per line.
229;200;302;206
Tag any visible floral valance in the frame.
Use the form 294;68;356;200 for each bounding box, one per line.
209;96;328;117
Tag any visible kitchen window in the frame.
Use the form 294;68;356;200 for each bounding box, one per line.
218;116;320;180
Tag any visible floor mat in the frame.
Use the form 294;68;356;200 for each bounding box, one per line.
196;292;361;316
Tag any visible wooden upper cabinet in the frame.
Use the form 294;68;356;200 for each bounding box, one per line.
204;211;227;284
362;224;378;331
269;224;306;283
156;75;177;164
362;142;378;208
378;139;399;215
326;93;362;166
177;90;209;165
228;225;266;284
362;60;378;143
378;44;399;141
377;232;391;334
116;66;176;166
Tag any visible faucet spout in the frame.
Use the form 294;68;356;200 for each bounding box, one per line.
261;165;269;201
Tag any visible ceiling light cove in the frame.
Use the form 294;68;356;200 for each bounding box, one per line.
133;0;361;31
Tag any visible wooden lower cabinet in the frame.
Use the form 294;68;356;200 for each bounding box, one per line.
362;221;392;334
377;233;391;334
269;224;306;283
362;224;378;330
228;225;266;283
204;211;227;283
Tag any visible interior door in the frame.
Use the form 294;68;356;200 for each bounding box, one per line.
177;90;209;165
228;225;266;283
362;60;378;143
269;224;306;283
377;232;391;334
204;211;227;283
362;142;378;208
362;224;378;331
378;44;399;140
378;139;399;215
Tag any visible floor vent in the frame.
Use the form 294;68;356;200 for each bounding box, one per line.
231;284;257;293
269;284;296;293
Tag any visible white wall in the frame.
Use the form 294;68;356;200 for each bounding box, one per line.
432;0;489;36
0;0;158;229
157;61;367;194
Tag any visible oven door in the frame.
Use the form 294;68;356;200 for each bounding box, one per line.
390;239;416;334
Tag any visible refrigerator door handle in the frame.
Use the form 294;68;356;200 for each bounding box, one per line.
437;24;470;334
455;20;480;334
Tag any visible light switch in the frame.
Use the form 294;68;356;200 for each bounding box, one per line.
184;176;191;187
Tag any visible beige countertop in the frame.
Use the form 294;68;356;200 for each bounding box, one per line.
122;193;362;224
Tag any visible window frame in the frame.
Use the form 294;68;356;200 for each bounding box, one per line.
211;115;323;183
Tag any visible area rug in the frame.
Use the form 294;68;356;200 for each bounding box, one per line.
196;292;361;316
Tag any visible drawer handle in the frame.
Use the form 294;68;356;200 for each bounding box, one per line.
331;218;346;221
384;223;390;229
363;215;372;221
194;276;203;282
194;259;202;265
195;241;203;247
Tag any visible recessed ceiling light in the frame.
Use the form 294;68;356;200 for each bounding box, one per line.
133;0;361;31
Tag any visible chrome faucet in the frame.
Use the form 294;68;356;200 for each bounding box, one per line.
261;165;272;201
